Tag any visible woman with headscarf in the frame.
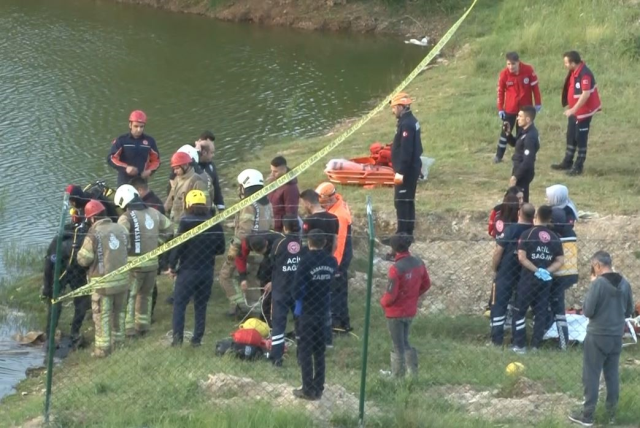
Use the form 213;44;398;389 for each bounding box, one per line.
545;184;579;350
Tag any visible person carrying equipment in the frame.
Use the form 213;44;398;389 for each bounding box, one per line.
380;233;431;378
389;92;423;236
316;182;353;334
168;190;226;346
107;110;160;186
42;192;90;348
114;184;172;337
247;215;301;366
76;200;130;358
489;203;534;346
164;151;210;228
494;52;542;163
219;169;274;316
292;229;338;401
512;205;564;354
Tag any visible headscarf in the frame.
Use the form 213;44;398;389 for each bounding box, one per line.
546;184;579;220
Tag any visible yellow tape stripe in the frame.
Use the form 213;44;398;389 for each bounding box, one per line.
54;0;478;303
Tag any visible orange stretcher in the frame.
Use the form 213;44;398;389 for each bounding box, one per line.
324;142;395;187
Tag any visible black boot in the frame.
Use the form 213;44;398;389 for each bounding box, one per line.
551;160;573;171
567;166;583;176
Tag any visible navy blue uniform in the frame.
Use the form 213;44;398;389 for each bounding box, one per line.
391;110;423;236
513;226;563;349
269;234;302;363
490;222;531;345
169;214;225;345
107;133;160;186
507;124;539;203
302;212;338;254
43;223;90;340
294;250;337;397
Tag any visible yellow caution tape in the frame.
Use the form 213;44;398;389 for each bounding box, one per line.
54;0;478;303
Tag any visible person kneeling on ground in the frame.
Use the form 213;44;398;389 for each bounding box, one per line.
168;190;225;347
380;233;431;378
292;229;338;401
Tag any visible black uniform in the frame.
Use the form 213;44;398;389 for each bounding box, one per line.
199;161;225;212
547;207;579;349
294;249;338;398
169;214;226;345
302;211;338;254
490;222;531;345
513;226;563;349
269;233;302;364
391;110;423;236
507;124;539;203
42;222;90;342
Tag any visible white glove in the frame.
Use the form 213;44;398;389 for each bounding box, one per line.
394;173;404;185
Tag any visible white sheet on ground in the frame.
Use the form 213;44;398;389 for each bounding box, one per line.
543;314;638;346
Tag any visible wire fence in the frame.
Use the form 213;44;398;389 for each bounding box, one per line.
7;194;640;427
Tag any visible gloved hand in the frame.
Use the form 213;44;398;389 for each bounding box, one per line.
534;268;552;282
294;300;303;317
501;121;511;135
535;105;542;113
394;173;404;185
498;110;506;120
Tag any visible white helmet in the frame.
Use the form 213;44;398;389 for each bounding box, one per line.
237;169;264;189
114;184;140;209
178;144;199;163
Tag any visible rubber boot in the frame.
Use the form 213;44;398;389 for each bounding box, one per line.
405;347;418;378
390;351;406;378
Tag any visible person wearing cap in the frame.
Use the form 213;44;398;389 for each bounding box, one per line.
389;92;423;237
218;169;274;316
316;182;353;333
107;110;160;186
380;233;431;377
114;184;172;337
76;199;130;358
195;131;225;213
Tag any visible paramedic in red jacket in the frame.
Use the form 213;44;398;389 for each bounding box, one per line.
380;233;431;378
494;52;542;164
108;110;160;186
552;51;602;176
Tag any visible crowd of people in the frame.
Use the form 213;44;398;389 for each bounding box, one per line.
40;49;636;421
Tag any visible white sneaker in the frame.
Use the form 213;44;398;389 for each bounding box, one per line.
511;346;527;355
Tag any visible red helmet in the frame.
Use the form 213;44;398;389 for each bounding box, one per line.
171;151;192;168
129;110;147;124
84;199;106;219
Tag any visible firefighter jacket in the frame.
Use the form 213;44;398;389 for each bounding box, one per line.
391;110;423;177
164;168;210;225
497;63;542;114
228;199;274;259
235;231;284;283
380;251;431;318
107;133;160;186
562;62;602;122
117;202;172;272
77;218;129;295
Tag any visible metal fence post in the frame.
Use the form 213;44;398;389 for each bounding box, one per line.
358;196;375;427
44;192;70;424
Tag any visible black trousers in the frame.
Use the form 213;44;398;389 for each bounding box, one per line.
270;295;295;361
496;113;518;160
394;174;419;236
172;269;213;344
45;295;91;337
512;277;551;349
298;317;326;396
563;116;592;169
490;270;520;345
512;167;535;203
331;266;350;330
548;275;576;350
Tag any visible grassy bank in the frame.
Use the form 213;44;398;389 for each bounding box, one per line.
213;0;640;224
2;261;640;427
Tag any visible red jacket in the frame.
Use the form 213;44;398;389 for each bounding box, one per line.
497;63;542;114
562;62;601;122
267;175;299;232
380;252;431;318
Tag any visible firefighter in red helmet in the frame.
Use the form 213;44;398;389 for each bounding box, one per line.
107;110;161;186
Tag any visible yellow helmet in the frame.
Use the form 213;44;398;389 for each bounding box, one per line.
240;318;270;338
185;190;207;209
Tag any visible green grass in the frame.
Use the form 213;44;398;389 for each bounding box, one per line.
2;267;639;427
216;0;640;222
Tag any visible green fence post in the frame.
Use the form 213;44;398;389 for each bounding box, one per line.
358;196;375;427
44;192;69;424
